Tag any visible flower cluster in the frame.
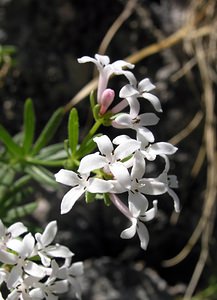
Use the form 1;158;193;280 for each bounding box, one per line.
55;54;180;251
0;219;83;300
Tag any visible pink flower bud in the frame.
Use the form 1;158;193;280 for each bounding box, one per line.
99;88;115;115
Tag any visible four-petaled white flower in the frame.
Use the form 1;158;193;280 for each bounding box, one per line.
0;220;27;251
78;134;141;175
55;169;113;214
121;199;158;250
34;221;74;267
0;233;46;289
113;112;159;143
78;54;135;104
120;78;162;112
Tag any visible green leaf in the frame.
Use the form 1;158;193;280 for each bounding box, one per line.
0;164;15;200
68;108;79;156
1;175;31;205
35;143;64;159
26;165;58;188
0;124;23;157
5;202;37;223
23;98;36;153
31;107;64;156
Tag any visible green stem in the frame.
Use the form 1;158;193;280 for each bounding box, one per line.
80;119;102;147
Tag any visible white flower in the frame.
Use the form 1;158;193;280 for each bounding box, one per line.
55;169;113;214
34;221;74;267
109;193;157;250
111;151;167;215
0;233;47;289
78;134;141;175
119;78;162;112
77;54;135;104
6;275;39;300
50;259;84;300
121;200;158;250
0;220;27;250
113;112;159;143
140;141;178;160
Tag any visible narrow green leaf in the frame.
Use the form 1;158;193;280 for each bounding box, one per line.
1;175;31;205
0;124;23;157
26;165;58;188
5;202;37;223
35;143;64;159
68;108;79;156
31;107;64;156
23;98;36;153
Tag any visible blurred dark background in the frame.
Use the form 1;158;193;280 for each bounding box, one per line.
0;0;216;299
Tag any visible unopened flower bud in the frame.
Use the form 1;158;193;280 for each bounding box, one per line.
100;88;115;115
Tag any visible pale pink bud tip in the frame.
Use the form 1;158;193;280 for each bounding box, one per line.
100;88;115;115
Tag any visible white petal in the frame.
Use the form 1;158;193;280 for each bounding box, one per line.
39;252;51;267
6;289;19;300
51;280;69;294
114;139;140;160
138;78;155;92
93;135;113;157
24;261;46;278
113;135;131;145
21;233;35;258
111;60;134;70
95;54;110;66
119;84;138;98
46;245;73;258
114;113;132;127
69;262;84;277
7;265;22;289
138;113;160;126
151;142;178;155
109;180;127;193
39;221;57;247
128;192;148;218
77;56;97;64
78;153;107;174
55;169;79;187
6;239;23;254
126;96;140;118
140;200;158;222
120;219;137;239
168;188;180;212
137;221;149;250
0;249;17;265
109;163;131;189
142;92;162;112
88;178;113;193
137;127;155;143
131;151;145;180
139;178;167;195
8;222;27;238
61;186;84;214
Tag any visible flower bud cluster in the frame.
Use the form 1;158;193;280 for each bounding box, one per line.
55;54;180;251
0;219;83;299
